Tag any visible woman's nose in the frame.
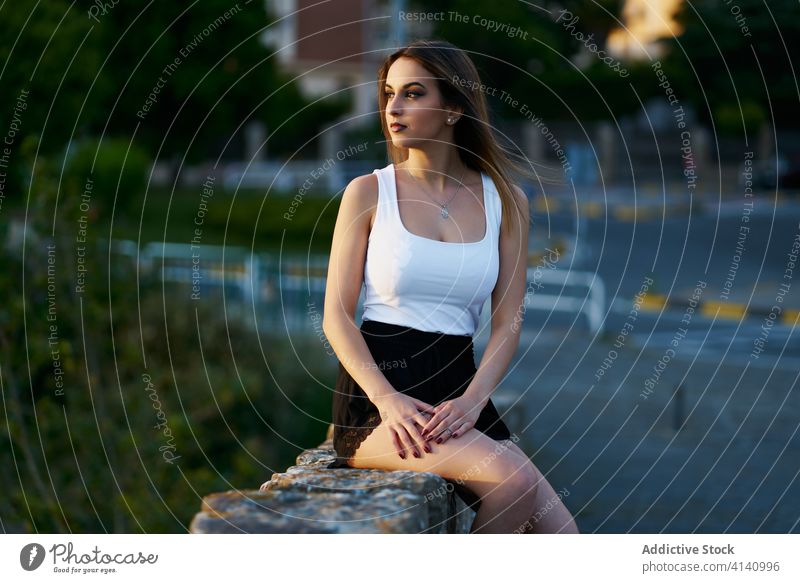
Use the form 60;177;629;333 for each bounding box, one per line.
388;94;401;115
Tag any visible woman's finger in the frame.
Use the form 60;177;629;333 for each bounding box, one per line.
435;425;453;444
413;398;436;415
408;420;432;454
437;415;470;444
422;402;455;435
450;420;472;439
398;424;422;458
430;418;454;441
413;413;434;449
422;411;453;439
391;427;407;459
415;411;432;429
420;412;440;436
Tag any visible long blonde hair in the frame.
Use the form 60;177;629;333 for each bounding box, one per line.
377;38;539;236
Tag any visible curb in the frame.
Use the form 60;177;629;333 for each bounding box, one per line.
533;197;692;222
534;192;800;222
637;293;799;326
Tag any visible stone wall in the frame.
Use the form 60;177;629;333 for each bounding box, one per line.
189;394;521;534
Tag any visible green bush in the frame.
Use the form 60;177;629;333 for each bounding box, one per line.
712;101;766;137
0;150;333;533
63;136;150;217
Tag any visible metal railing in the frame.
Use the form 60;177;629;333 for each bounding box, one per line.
105;239;605;334
522;266;606;333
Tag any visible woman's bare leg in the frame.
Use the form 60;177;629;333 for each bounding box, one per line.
501;440;580;534
349;422;540;533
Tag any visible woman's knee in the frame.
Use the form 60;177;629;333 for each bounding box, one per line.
489;452;541;503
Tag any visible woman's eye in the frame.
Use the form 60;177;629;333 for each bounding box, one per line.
385;91;421;98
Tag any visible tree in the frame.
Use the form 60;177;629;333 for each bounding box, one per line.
422;0;634;121
0;0;350;195
552;0;627;48
79;0;348;162
661;0;800;135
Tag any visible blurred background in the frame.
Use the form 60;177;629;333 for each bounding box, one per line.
1;0;798;533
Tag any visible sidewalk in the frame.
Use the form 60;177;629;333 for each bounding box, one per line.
476;324;800;533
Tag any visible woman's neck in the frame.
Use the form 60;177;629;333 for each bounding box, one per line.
399;151;468;192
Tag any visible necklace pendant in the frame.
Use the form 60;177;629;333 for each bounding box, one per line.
440;205;449;219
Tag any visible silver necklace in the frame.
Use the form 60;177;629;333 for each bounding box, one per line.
404;165;467;219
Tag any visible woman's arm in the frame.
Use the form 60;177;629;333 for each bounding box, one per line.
463;185;530;408
322;174;400;405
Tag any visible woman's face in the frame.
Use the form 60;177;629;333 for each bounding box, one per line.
383;56;458;148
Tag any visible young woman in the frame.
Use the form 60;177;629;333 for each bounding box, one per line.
322;39;578;534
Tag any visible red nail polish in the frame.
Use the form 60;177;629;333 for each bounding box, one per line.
413;451;420;458
436;438;443;444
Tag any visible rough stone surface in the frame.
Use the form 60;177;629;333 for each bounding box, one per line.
190;433;479;534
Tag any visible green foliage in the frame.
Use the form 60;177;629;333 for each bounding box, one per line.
63;137;150;216
712;100;767;137
425;0;571;120
90;185;339;252
662;0;799;133
555;0;627;42
0;3;97;157
0;150;334;533
0;0;347;184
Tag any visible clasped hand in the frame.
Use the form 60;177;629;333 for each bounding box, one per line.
420;394;482;444
378;392;483;459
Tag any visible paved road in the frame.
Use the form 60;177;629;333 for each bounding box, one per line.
473;316;799;533
538;193;800;313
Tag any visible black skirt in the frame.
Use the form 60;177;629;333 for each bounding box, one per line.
328;319;512;472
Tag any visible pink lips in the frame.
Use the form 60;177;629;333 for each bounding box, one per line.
390;123;406;132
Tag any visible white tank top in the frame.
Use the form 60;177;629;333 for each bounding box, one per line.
361;162;501;336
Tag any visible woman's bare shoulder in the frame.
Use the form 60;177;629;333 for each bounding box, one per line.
510;183;528;208
341;173;379;229
498;182;529;240
346;171;378;194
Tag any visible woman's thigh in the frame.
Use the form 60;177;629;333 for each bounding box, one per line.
349;421;537;500
498;440;533;466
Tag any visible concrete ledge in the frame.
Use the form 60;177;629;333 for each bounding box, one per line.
190;393;522;534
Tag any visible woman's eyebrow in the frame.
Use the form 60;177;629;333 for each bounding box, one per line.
384;81;426;90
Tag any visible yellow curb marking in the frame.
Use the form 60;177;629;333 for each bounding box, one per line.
701;300;746;320
639;294;667;310
781;309;799;327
